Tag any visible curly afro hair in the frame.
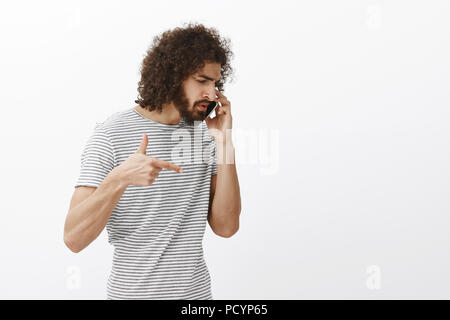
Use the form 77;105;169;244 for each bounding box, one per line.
135;22;235;112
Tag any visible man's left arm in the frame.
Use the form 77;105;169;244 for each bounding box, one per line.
206;89;241;238
208;140;241;237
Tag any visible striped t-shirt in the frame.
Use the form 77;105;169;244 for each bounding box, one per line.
75;107;218;300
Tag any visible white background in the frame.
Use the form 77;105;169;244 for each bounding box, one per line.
0;0;449;299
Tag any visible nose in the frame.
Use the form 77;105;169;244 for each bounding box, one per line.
202;87;216;101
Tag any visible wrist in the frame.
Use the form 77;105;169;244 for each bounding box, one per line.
107;166;129;189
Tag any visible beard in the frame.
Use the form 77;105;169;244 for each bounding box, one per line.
172;86;206;126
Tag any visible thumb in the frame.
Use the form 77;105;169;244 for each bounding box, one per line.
136;133;148;155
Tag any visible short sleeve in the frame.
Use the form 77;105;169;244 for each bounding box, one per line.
75;123;116;188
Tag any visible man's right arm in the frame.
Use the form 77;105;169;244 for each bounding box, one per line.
64;132;182;253
63;168;127;253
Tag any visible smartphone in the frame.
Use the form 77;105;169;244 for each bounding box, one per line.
204;88;221;119
205;101;219;119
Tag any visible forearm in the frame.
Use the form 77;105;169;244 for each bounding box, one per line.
210;138;241;232
64;168;127;252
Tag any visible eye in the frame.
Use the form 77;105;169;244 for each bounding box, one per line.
197;80;207;83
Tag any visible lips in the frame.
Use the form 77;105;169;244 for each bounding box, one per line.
196;103;208;110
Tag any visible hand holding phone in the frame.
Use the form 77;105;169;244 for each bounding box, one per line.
204;88;221;119
204;87;232;133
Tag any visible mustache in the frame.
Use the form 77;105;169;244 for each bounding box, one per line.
195;100;212;106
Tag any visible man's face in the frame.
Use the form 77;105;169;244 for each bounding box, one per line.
172;61;221;125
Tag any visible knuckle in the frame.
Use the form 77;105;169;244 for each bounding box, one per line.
150;167;160;174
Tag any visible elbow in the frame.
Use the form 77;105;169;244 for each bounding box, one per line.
215;220;240;238
209;206;241;238
218;228;239;238
64;234;83;253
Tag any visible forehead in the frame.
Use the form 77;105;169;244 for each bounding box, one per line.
194;61;221;81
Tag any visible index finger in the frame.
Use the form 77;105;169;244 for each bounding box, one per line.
152;158;183;173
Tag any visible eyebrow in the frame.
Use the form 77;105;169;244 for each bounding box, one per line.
197;74;220;83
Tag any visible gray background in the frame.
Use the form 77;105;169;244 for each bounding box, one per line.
0;0;449;299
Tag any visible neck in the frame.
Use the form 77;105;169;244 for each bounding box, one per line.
134;103;182;125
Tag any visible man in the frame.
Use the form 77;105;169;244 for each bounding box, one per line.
63;23;241;300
